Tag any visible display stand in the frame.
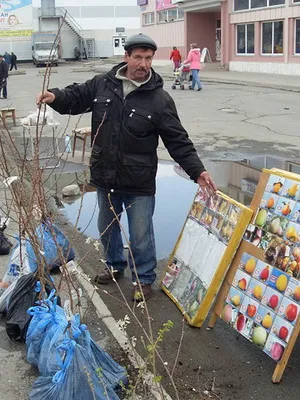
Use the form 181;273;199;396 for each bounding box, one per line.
161;188;252;327
209;168;300;383
22;121;60;169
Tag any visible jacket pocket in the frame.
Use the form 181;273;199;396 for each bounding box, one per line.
125;107;153;137
93;96;112;122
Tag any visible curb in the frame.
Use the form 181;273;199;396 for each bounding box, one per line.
77;266;173;400
159;73;300;93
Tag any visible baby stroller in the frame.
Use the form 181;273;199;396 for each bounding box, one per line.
171;64;191;90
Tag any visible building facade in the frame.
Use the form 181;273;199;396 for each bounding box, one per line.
0;0;140;61
139;0;300;75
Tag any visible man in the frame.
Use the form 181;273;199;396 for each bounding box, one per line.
36;33;216;301
10;52;17;71
0;55;8;99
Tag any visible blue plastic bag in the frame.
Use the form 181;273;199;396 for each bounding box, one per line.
29;340;120;400
35;220;75;269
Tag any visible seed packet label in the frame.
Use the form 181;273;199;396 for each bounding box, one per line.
222;302;239;326
264;334;286;362
278;297;300;326
261;287;283;313
246;277;267;302
234;312;254;339
258;231;274;251
291;203;300;224
64;300;73;321
254;208;272;230
189;202;205;221
264;236;284;266
274;198;295;220
253;260;272;282
285;278;300;303
271;316;294;343
240;295;260;319
260;192;280;211
265;215;288;237
265;175;285;195
227;287;245;308
232;270;251;292
217;198;231;216
195;187;210;205
281;179;300;200
239;253;258;275
206;195;220;212
267;268;290;293
200;207;214;228
285;222;300;243
254;305;275;331
227;205;241;226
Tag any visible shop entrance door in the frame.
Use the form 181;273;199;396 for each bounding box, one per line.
113;36;126;56
216;19;221;61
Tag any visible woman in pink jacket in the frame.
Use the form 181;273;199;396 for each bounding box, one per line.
184;43;202;91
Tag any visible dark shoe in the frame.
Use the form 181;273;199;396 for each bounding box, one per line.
132;284;153;302
197;88;202;91
94;268;124;285
188;86;193;90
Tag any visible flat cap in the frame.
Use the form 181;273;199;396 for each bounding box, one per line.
124;33;157;52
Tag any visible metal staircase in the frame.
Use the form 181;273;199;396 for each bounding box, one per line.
57;8;96;58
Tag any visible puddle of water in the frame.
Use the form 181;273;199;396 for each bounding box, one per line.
62;162;196;260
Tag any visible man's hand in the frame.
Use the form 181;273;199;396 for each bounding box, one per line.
197;171;217;195
36;90;55;106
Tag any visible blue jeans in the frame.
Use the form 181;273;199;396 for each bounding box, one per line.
97;190;157;285
191;69;202;90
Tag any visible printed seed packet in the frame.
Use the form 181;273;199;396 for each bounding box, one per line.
285;277;300;304
261;286;283;313
264;334;286;362
260;191;279;211
239;253;258;276
253;260;272;283
227;205;241;226
258;231;274;251
265;175;285;195
200;207;214;228
219;219;235;244
264;236;283;266
244;224;263;246
189;201;205;221
226;286;245;309
249;323;268;348
275;242;293;272
271;316;293;343
265;215;288;237
162;258;183;288
234;312;254;340
274;198;295;219
239;295;260;320
195;187;210;205
221;302;239;326
210;213;225;235
278;297;300;326
281;179;300;201
217;197;231;216
246;277;267;302
267;268;290;294
284;222;300;243
254;305;275;332
206;194;220;212
254;208;271;230
291;202;300;224
232;269;251;292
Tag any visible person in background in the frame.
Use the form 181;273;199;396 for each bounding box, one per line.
36;33;216;302
10;52;17;70
0;55;8;99
3;51;11;67
170;46;181;71
184;43;202;91
74;46;81;61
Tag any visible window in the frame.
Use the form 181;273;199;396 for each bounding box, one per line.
296;20;300;54
143;12;154;25
262;21;283;54
157;7;184;23
234;0;284;11
236;24;255;54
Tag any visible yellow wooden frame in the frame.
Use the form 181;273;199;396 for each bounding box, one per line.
209;168;300;382
161;189;253;328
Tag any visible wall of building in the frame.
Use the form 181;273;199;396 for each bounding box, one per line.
227;0;300;74
186;12;220;62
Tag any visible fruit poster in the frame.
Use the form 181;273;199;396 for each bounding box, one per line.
213;169;300;382
161;187;252;327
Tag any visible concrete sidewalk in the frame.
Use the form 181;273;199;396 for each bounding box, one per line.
153;64;300;92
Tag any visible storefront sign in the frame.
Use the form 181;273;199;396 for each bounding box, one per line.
156;0;177;10
0;0;33;36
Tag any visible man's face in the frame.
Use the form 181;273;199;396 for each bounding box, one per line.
124;48;154;82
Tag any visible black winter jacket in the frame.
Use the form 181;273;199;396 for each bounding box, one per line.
49;63;205;195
